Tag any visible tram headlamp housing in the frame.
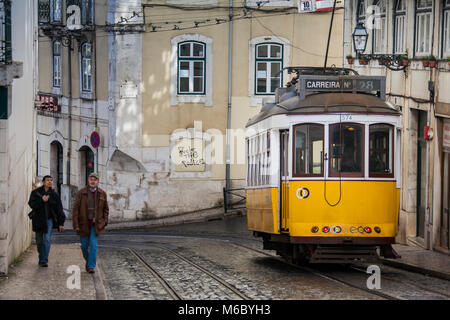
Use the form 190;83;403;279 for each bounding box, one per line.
374;227;381;233
311;226;319;233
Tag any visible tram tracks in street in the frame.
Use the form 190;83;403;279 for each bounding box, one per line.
55;232;449;300
99;242;251;300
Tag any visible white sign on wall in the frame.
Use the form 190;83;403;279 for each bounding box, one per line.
443;119;450;150
298;0;314;13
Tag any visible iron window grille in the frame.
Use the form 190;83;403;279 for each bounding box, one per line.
81;42;92;92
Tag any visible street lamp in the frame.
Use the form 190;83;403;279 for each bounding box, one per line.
352;23;368;59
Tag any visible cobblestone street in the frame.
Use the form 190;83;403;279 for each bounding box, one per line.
9;216;439;300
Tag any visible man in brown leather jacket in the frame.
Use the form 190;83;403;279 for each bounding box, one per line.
72;172;109;273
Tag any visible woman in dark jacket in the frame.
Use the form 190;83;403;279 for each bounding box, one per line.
28;175;65;267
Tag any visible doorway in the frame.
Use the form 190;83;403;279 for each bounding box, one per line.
280;130;289;232
50;141;63;197
441;151;450;250
416;110;427;239
79;146;95;187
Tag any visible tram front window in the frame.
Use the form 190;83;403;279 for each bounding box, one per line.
369;124;393;177
329;123;364;176
294;124;324;176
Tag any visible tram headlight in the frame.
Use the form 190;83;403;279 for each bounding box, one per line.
364;227;372;234
311;226;319;233
374;227;381;233
322;226;330;233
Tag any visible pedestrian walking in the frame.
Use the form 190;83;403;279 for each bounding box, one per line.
72;172;109;274
27;175;65;267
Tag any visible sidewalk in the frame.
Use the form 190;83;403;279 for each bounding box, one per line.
0;243;106;300
382;244;450;281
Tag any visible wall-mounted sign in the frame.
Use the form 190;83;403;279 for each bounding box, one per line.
120;82;138;99
315;0;334;11
90;131;100;149
35;94;61;112
298;0;314;13
443;119;450;150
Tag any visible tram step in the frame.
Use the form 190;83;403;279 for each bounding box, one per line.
310;245;379;264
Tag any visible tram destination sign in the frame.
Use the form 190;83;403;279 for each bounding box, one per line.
299;75;386;100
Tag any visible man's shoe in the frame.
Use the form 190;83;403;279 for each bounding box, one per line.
39;263;48;267
87;268;95;274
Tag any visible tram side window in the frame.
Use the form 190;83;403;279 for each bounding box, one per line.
329;123;364;176
369;124;393;177
293;124;324;176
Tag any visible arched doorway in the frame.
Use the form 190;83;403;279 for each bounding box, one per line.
50;141;63;196
79;146;95;187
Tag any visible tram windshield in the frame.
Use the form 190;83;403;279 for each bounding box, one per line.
294;124;324;176
329;123;364;177
369;124;393;177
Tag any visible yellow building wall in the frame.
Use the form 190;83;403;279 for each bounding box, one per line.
141;2;344;181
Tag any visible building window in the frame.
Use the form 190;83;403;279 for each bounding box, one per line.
81;0;94;26
443;0;450;58
0;0;11;64
51;0;62;23
372;0;387;54
415;0;433;56
39;0;50;23
394;0;407;54
53;41;62;88
293;124;324;177
255;43;283;95
369;124;394;177
177;41;206;95
356;0;367;25
329;123;364;177
81;42;92;92
170;34;212;106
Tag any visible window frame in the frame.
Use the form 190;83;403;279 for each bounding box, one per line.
177;40;206;95
442;0;450;58
414;0;434;57
81;0;94;26
328;122;365;178
254;42;283;96
372;0;387;54
80;42;92;93
292;123;325;178
369;123;395;178
52;40;62;88
393;0;407;54
50;0;62;24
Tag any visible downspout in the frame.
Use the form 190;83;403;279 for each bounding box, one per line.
93;27;98;173
67;37;72;186
225;0;233;201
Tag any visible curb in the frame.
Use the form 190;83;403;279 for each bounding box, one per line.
381;258;450;281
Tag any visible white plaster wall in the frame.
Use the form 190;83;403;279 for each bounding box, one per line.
0;0;37;274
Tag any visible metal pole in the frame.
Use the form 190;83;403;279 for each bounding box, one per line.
67;37;72;186
225;0;233;204
324;0;337;68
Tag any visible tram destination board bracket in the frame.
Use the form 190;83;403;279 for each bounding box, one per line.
298;75;386;100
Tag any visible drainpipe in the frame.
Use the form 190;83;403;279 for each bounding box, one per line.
225;0;233;202
93;29;98;174
67;37;72;187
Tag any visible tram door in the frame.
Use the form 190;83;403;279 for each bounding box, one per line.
280;130;290;232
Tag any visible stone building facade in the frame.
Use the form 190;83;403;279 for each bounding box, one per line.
344;0;450;253
0;0;38;274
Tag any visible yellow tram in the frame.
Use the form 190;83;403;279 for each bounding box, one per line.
245;67;401;263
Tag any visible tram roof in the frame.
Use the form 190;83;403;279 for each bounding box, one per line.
246;92;400;127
